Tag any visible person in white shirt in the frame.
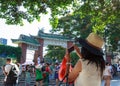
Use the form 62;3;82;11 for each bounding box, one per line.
103;62;112;86
35;63;43;86
4;58;19;86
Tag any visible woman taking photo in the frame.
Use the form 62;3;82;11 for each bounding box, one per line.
61;33;105;86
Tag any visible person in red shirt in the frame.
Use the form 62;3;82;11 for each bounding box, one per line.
42;63;51;85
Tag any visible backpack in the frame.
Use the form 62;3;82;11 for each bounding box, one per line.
6;65;18;84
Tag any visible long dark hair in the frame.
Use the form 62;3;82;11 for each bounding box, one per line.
81;47;105;77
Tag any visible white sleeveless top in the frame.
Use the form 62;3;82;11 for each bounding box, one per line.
74;59;102;86
103;66;111;76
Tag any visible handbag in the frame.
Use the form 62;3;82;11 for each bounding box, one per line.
58;56;72;82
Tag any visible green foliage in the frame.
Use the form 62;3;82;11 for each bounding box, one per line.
50;0;120;50
45;0;120;60
51;14;92;39
75;0;119;30
0;45;22;62
44;45;79;66
0;0;119;29
44;45;66;61
107;19;120;50
50;0;120;32
70;52;79;66
0;58;6;66
0;0;73;25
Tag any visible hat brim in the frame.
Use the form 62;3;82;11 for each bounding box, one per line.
78;38;104;56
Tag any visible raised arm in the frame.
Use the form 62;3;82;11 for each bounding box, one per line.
65;45;82;82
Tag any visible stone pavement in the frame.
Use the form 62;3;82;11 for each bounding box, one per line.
0;71;64;86
101;75;120;86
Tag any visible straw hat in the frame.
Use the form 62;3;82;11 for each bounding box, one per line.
77;33;104;55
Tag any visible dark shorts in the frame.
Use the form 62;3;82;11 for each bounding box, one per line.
5;77;17;85
55;73;58;79
4;83;16;86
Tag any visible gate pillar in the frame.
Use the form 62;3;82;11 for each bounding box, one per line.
34;38;44;64
18;43;27;64
38;38;44;58
34;50;38;64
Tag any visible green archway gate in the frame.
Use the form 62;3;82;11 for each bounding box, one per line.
12;30;73;64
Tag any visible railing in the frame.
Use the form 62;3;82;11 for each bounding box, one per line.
0;71;66;86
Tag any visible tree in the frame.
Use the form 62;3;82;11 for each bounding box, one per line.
0;45;22;62
0;0;119;28
107;18;120;50
50;0;120;50
44;45;79;66
44;45;66;61
44;0;120;63
51;14;120;50
50;14;92;39
0;0;73;25
51;0;120;31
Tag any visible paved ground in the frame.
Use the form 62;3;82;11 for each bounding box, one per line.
101;74;120;86
101;80;120;86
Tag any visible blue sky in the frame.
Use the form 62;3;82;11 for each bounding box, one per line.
0;14;51;46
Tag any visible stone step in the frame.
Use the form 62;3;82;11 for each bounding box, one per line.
0;73;67;86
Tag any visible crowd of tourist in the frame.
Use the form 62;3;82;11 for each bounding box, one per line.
2;57;120;86
19;61;60;86
1;57;61;86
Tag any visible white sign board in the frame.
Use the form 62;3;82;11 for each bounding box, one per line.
43;39;67;48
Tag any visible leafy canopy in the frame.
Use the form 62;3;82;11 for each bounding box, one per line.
50;0;120;50
0;0;119;35
51;0;120;31
0;0;73;25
